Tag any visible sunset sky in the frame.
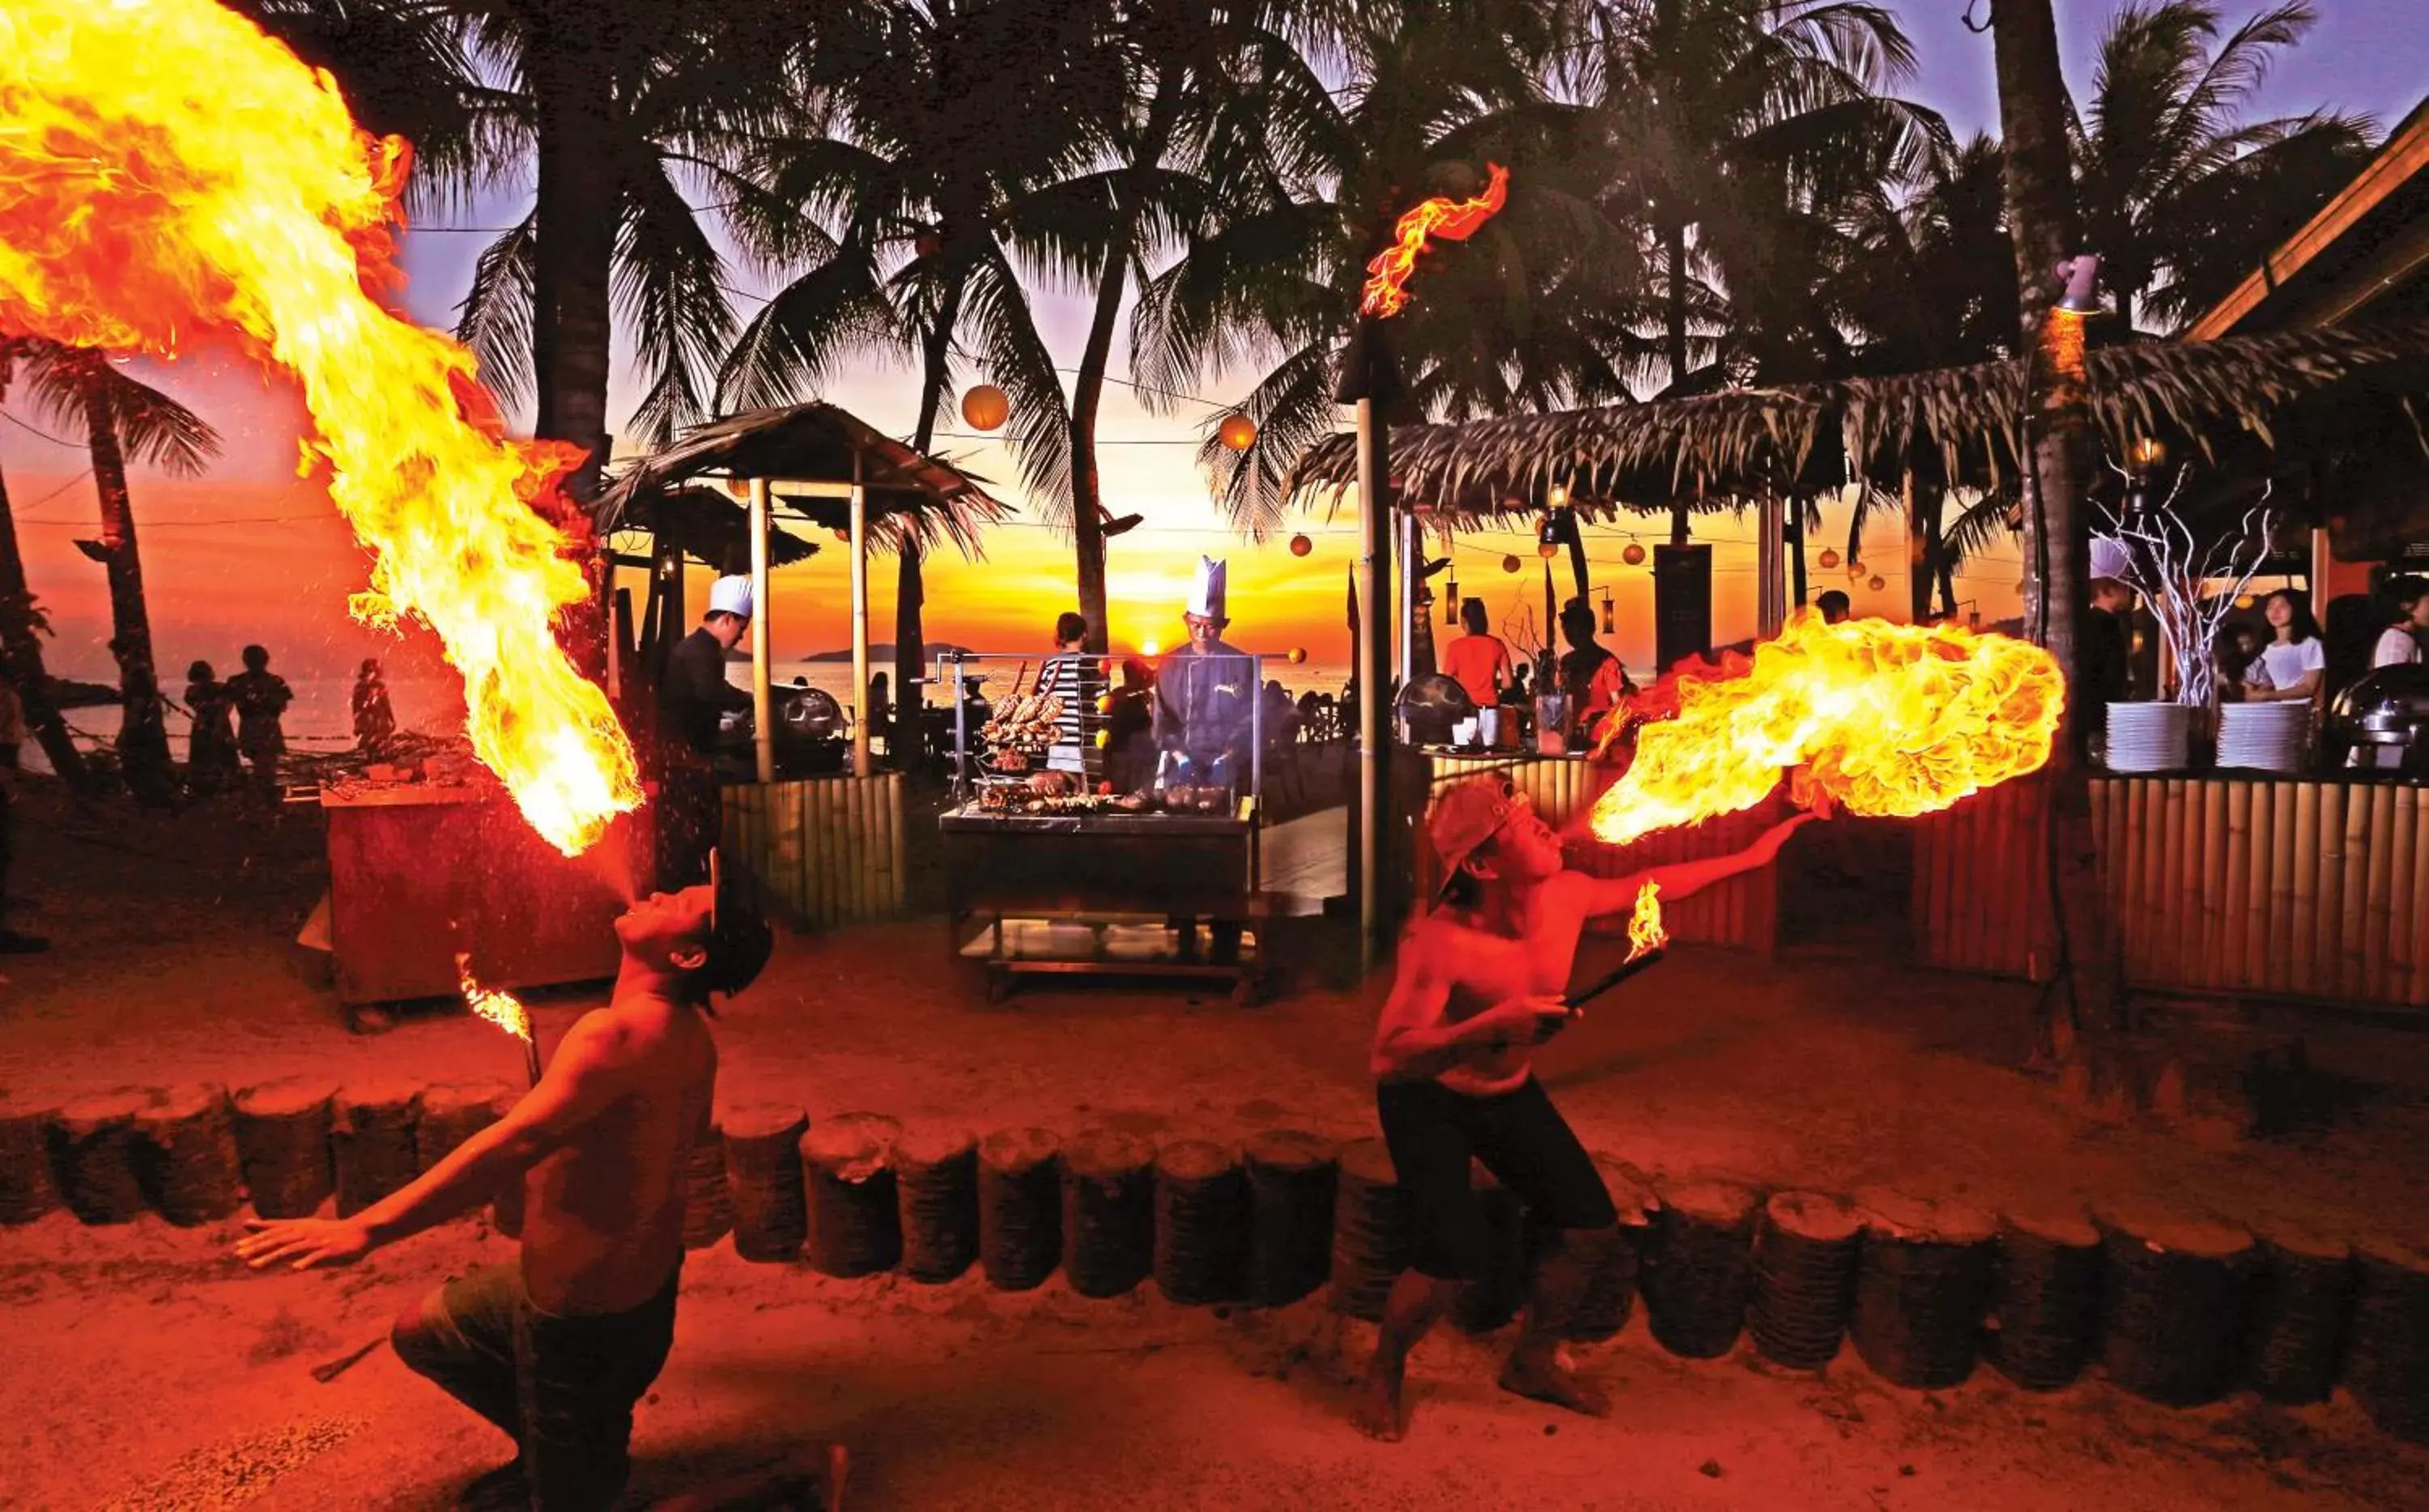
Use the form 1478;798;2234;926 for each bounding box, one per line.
2;1;2419;722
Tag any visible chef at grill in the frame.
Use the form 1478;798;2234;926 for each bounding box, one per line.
1156;556;1257;788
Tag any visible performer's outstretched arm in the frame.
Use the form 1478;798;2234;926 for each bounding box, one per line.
1576;809;1821;915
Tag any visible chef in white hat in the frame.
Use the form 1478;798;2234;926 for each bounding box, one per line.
654;573;756;886
1155;557;1257;961
2082;537;2138;741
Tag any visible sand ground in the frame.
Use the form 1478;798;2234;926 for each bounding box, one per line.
3;783;2427;1510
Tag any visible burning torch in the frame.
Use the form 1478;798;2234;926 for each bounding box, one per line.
459;953;542;1088
1562;881;1670;1013
1341;164;1509;970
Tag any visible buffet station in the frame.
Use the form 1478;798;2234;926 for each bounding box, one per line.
936;647;1275;1002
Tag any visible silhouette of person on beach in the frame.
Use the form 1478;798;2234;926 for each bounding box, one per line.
182;660;240;794
351;657;398;761
225;643;293;808
0;672;46;953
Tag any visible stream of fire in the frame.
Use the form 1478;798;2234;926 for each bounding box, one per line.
0;0;640;855
1591;616;2066;848
1359;164;1510;318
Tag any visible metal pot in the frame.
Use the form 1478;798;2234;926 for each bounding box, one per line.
2331;664;2429;748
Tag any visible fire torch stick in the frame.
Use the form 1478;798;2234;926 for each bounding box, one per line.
1563;881;1669;1013
459;953;543;1088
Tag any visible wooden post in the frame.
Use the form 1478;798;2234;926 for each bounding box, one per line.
1757;493;1785;639
747;477;775;785
850;453;871;779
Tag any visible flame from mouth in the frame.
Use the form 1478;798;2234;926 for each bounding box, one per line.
1590;615;2065;848
0;0;640;854
1359;164;1510;319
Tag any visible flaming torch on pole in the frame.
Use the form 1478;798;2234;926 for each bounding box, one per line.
458;953;542;1089
1340;164;1509;971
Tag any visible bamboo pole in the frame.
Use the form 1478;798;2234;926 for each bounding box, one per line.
851;776;872;923
2223;782;2252;992
2316;784;2346;998
2268;782;2297;996
792;781;812;924
747;478;775;785
2116;779;2142;983
837;778;858;924
2410;792;2429;1007
2163;779;2191;989
2242;782;2271;995
2289;783;2319;992
2389;788;2418;1004
2343;785;2376;999
809;779;832;929
849;455;871;779
1997;788;2023;975
2197;781;2226;992
2365;784;2397;1000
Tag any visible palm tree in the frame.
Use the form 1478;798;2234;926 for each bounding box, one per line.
4;341;219;805
2070;2;2374;334
720;0;1125;754
1133;0;1644;542
1593;0;1943;542
0;431;91;790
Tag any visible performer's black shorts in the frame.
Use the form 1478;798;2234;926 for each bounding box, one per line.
1375;1076;1617;1281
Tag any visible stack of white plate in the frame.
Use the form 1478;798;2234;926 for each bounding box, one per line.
2104;702;2193;773
2217;701;2310;772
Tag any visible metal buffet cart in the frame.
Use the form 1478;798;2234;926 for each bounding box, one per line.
935;649;1274;1002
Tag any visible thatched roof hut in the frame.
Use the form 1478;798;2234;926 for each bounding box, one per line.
1285;322;2429;527
598;402;1010;555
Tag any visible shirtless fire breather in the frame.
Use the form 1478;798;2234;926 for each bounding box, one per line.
1357;775;1821;1441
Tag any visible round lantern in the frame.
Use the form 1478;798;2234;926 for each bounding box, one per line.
1288;533;1312;558
832;528;849;542
1867;575;1886;592
1218;412;1257;452
1622;542;1647;567
1501;553;1521;574
960;384;1010;431
2235;593;2255;609
1817;547;1840;570
1537;539;1560;560
1288;648;1308;665
1846;559;1865;578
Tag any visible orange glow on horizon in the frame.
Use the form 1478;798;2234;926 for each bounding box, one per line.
0;0;640;855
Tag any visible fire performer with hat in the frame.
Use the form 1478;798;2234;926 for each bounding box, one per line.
655;574;755;888
1355;776;1820;1441
236;864;776;1510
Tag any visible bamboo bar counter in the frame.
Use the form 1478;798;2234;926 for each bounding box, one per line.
1914;772;2429;1012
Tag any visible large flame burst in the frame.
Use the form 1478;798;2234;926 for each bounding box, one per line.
0;0;640;854
1589;616;2065;849
1359;164;1509;319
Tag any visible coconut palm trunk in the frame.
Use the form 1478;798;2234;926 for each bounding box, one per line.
0;457;91;788
1664;218;1693;546
900;276;969;762
1992;0;2114;1057
78;380;174;804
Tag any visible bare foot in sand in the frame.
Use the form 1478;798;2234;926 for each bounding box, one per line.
1354;1359;1408;1442
1498;1353;1610;1417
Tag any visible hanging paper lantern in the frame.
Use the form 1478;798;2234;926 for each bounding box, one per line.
2235;593;2255;609
1288;533;1312;558
1846;559;1865;578
1288;648;1308;665
1501;553;1521;573
1622;542;1646;567
1817;547;1840;570
1867;575;1886;592
960;384;1010;431
1218;412;1257;451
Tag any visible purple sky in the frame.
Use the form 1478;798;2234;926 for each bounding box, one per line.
1896;0;2426;142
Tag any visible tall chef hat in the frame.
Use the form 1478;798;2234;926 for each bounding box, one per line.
708;574;755;619
1187;556;1227;620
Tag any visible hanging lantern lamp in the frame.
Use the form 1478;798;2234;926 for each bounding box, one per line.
1536;512;1563;560
1598;592;1615;635
1501;553;1521;574
1288;533;1313;558
960;384;1010;431
1443;577;1461;624
1818;547;1840;570
1622;542;1646;567
1218;412;1257;451
1288;648;1308;665
1867;575;1886;592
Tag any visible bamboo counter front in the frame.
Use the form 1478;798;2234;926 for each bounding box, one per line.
1912;773;2429;1012
938;805;1267;1002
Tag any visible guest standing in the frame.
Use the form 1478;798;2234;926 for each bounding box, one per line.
1441;598;1514;711
351;657;398;761
2243;590;2326;707
2350;579;2429;771
182;660;240;792
655;575;754;889
225;643;293;809
0;673;45;953
1557;601;1631;748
